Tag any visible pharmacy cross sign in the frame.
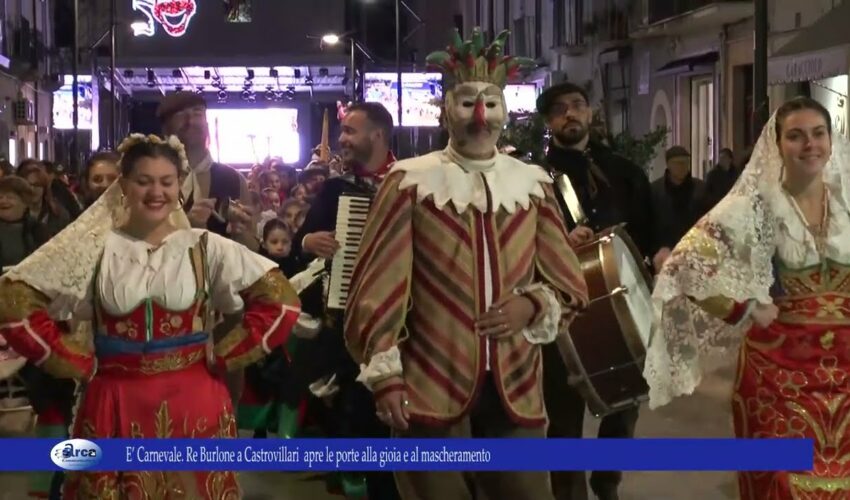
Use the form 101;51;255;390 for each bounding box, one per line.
132;0;198;38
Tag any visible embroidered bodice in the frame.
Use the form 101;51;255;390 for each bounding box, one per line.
774;187;850;296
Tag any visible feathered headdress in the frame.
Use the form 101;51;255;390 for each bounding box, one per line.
426;28;535;89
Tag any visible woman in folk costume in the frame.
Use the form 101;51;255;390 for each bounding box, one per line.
344;28;587;500
0;134;301;499
646;97;850;498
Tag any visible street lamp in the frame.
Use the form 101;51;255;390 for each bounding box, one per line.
318;32;357;102
321;33;341;46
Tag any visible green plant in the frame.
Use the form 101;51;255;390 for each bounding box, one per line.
499;110;669;174
608;127;669;175
498;112;548;164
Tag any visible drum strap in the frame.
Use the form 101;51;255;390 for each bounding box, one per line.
554;173;588;227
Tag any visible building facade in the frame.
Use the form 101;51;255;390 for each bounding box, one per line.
459;0;753;179
767;0;850;139
0;0;56;167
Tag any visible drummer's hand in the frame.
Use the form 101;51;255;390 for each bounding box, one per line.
568;226;594;247
374;376;410;431
476;294;536;339
751;302;779;328
652;247;672;272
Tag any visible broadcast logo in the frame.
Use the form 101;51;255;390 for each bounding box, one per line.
50;439;102;471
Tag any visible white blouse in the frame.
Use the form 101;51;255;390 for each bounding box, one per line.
773;185;850;269
96;228;276;317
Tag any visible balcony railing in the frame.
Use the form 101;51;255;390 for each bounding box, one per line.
595;7;630;41
647;0;742;25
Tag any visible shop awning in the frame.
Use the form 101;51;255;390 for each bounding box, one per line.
655;51;719;75
768;2;850;84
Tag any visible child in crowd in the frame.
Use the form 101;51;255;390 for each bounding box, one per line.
289;184;308;202
260;218;292;262
238;218;294;438
261;188;282;212
279;198;307;233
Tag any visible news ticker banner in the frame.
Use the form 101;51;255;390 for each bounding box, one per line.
0;438;814;472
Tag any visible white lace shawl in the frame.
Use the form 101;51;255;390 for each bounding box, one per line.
2;182;191;320
644;112;850;409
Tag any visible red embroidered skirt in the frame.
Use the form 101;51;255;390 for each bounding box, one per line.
734;297;850;499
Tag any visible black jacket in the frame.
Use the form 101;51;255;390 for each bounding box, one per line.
650;172;709;250
545;141;657;261
704;164;742;208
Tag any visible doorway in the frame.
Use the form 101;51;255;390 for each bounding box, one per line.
690;76;714;179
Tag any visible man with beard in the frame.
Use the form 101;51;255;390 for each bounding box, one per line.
157;92;256;250
345;29;588;500
538;82;663;500
157;92;255;406
288;101;400;500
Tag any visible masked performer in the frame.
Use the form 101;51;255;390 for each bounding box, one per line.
345;28;588;500
0;134;301;498
646;97;850;499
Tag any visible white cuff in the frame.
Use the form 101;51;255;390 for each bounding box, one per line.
734;300;758;328
355;346;403;391
292;312;321;339
515;283;562;345
309;374;339;398
288;258;324;295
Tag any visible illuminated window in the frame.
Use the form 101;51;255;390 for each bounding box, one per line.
8;138;15;166
38;141;45;160
26;141;33;159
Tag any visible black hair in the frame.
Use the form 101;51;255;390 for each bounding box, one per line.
774;96;832;141
17;158;43;175
719;148;733;158
536;82;590;116
345;102;394;145
83;151;121;182
262;218;290;241
119;141;183;177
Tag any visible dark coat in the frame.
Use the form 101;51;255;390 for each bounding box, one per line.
545;140;658;261
650;171;709;250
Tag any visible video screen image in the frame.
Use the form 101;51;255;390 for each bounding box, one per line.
207;108;300;165
364;73;443;127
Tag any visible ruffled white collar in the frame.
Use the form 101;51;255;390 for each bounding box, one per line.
106;228;205;265
392;146;552;214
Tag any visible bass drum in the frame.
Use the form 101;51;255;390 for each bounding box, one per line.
556;225;653;417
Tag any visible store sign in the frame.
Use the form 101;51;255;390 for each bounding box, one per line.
768;45;850;84
132;0;197;38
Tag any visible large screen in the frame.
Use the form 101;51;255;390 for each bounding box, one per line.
53;76;93;130
364;72;442;127
207;108;300;165
504;84;539;114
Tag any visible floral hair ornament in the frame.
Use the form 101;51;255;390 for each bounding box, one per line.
425;28;536;89
116;133;191;176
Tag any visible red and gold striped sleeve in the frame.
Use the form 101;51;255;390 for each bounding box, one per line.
530;184;589;328
213;269;301;372
0;281;94;379
344;171;414;385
